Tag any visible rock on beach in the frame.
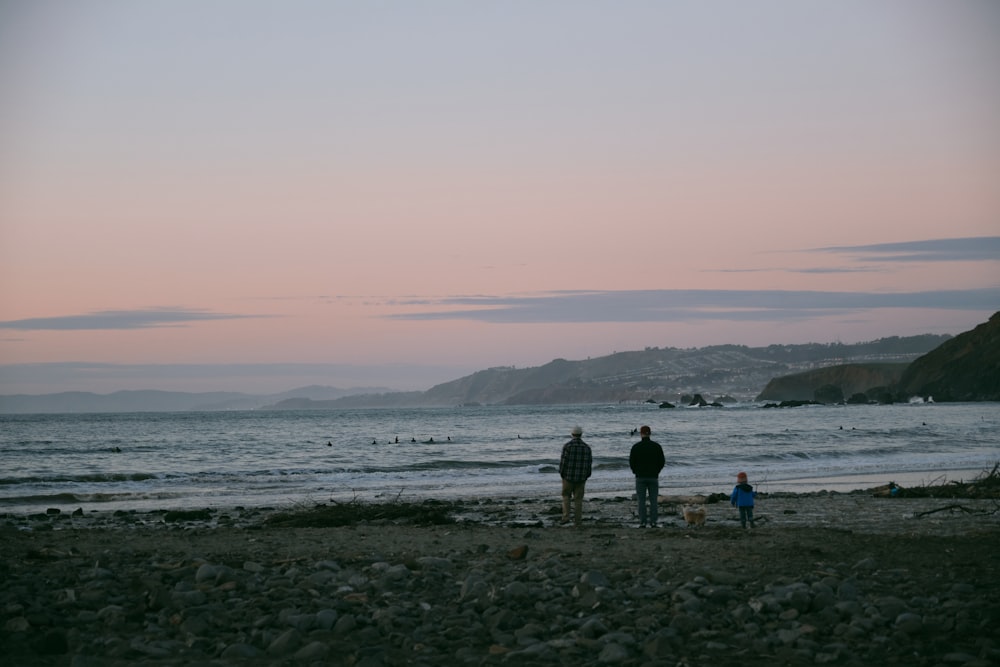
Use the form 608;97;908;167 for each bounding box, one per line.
1;493;999;666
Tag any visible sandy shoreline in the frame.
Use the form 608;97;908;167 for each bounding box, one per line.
4;485;999;534
3;492;998;666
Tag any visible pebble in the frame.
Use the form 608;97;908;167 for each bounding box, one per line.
3;496;999;666
8;545;995;666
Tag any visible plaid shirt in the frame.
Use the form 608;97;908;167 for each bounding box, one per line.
559;437;593;483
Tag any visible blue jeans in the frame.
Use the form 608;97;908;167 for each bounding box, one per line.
635;477;659;525
739;506;755;528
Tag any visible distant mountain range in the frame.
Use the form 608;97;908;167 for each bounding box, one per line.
0;385;394;414
4;314;995;413
1;332;951;413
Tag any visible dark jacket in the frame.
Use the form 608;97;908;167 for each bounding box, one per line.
629;437;665;478
730;483;756;507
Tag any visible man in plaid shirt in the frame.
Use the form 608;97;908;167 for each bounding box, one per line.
559;426;593;526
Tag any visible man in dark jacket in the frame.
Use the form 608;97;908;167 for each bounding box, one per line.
559;426;593;526
629;425;665;527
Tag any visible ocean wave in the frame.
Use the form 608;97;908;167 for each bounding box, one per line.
0;490;184;505
0;472;163;486
0;492;82;505
1;403;994;515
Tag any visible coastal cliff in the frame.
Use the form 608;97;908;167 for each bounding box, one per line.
895;311;1000;402
755;363;907;403
755;312;1000;404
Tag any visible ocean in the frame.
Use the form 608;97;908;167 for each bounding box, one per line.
1;402;997;516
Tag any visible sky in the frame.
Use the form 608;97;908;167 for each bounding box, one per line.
1;1;998;395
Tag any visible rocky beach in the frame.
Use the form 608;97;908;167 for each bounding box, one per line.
2;490;999;667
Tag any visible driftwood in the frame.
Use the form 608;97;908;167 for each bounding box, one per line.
914;504;977;518
871;483;899;498
874;463;1000;500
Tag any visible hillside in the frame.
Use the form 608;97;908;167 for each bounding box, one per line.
896;311;1000;401
263;335;948;409
756;363;908;403
410;337;947;407
0;333;960;413
754;312;1000;404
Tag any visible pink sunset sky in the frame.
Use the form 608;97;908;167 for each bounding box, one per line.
1;1;998;395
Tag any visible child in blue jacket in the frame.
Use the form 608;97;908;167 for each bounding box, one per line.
730;471;757;528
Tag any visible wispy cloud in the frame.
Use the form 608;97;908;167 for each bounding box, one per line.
795;267;885;274
714;267;881;274
0;361;476;394
386;288;1000;324
813;237;1000;263
0;308;264;331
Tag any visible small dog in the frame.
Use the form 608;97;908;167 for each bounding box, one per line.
682;505;707;527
